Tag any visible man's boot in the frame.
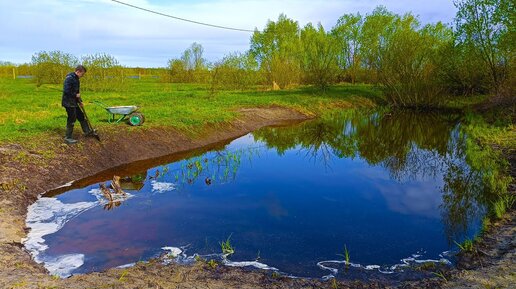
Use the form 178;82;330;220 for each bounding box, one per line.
64;124;78;144
79;120;93;136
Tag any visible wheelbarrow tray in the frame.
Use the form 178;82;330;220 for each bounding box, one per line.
92;101;144;125
105;106;138;115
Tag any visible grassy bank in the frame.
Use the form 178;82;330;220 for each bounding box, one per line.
0;78;380;144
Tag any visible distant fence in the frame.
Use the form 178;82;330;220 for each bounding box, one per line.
126;74;160;79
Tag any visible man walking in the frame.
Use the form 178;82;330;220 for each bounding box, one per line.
62;65;92;144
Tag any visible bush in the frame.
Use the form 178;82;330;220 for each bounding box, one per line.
80;53;126;92
378;17;453;108
210;52;259;93
31;51;78;86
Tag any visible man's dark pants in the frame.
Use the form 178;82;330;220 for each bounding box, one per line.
65;106;90;139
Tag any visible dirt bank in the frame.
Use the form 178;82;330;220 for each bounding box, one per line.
0;106;513;289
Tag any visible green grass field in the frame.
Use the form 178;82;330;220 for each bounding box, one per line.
0;78;382;143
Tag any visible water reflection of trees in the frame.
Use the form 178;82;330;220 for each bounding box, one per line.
253;110;490;242
154;148;260;187
254;111;460;173
355;111;460;181
253;114;358;167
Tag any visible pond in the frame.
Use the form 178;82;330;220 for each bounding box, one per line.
24;110;491;280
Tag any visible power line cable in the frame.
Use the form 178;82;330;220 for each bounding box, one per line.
109;0;255;33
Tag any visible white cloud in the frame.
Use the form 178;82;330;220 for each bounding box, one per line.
1;0;456;67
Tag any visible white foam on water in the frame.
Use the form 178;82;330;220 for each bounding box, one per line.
160;245;451;280
160;246;278;272
317;260;341;275
162;246;182;257
23;197;98;277
317;251;453;277
23;188;134;277
151;181;176;193
117;263;136;269
161;246;199;265
44;254;85;277
223;260;278;271
379;268;396;274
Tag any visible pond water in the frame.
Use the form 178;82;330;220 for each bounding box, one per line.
25;110;490;280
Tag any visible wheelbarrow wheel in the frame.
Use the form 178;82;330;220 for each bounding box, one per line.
128;112;145;126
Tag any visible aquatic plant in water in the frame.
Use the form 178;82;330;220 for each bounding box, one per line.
337;245;350;267
220;234;235;256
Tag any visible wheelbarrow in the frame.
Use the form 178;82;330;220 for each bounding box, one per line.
92;101;145;126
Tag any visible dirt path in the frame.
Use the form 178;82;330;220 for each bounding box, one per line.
0;106;513;289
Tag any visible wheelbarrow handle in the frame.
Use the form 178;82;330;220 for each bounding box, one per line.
91;100;109;108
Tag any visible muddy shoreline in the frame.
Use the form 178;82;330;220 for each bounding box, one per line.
0;106;514;288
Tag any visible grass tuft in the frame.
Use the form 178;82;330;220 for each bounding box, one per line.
220;234;235;256
337;244;350;266
454;239;474;252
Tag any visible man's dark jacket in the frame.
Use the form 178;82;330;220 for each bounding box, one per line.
61;72;81;108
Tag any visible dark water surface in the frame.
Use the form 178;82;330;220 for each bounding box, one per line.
26;110;490;279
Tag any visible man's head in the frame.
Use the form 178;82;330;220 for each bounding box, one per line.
75;65;87;78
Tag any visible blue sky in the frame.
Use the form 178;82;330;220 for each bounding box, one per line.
0;0;457;67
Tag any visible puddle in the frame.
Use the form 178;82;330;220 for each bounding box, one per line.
25;111;491;279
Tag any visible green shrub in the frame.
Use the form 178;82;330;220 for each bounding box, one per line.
31;51;78;86
378;17;453;108
210;52;259;92
81;53;126;92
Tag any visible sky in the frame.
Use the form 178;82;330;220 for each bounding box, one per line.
0;0;457;68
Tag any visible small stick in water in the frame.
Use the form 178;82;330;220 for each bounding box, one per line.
100;183;113;202
110;175;127;196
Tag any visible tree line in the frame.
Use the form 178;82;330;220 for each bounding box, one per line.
1;0;513;108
